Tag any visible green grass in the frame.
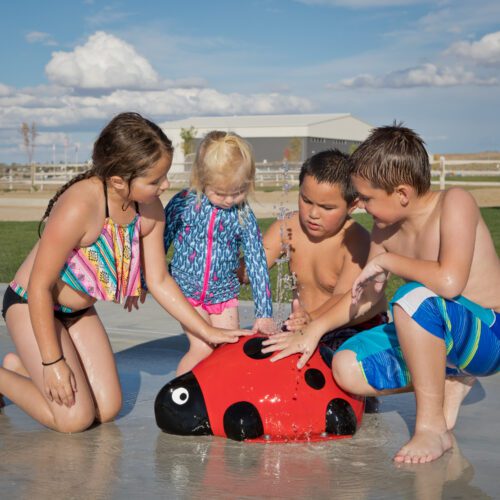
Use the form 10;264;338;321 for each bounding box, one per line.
2;208;499;305
0;221;39;282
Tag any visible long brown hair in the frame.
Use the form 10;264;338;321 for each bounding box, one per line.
39;112;173;235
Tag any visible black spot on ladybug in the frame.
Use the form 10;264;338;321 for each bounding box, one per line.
305;368;326;390
223;401;264;441
319;344;334;369
325;398;357;436
243;336;272;360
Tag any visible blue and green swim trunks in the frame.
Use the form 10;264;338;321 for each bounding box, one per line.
337;282;500;390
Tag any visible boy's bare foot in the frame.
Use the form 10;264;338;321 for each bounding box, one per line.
394;429;453;464
2;352;29;377
443;376;476;430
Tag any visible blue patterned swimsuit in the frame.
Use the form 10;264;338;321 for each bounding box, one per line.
164;190;273;318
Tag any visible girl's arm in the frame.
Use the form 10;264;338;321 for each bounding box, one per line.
238;216;286;285
140;199;247;344
240;208;274;320
28;191;94;407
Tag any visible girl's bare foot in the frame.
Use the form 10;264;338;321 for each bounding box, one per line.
443;376;476;430
394;429;453;464
2;352;29;377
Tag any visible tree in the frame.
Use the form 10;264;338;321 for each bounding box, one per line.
20;122;38;165
180;126;197;157
288;137;302;162
349;143;358;154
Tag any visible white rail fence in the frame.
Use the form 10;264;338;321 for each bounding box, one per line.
1;159;500;191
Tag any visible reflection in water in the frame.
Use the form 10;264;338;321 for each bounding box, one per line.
154;418;490;499
404;435;488;500
0;416;123;499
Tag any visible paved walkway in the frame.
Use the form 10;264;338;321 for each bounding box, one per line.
1;284;499;499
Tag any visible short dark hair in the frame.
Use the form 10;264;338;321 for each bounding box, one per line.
351;123;430;195
299;149;357;204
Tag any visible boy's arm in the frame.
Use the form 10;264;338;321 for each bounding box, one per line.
353;188;478;300
264;237;388;368
308;223;371;321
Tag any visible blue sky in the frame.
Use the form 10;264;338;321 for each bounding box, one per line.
1;0;499;164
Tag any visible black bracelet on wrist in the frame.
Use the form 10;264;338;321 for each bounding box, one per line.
41;354;65;366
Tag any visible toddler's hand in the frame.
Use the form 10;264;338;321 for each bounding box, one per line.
252;317;279;335
206;327;251;346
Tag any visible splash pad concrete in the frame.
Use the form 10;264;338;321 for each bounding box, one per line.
1;284;499;499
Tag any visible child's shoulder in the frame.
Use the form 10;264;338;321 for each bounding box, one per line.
172;188;195;201
441;186;478;209
165;188;196;208
58;177;101;213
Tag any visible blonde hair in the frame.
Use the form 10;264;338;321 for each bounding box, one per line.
190;131;255;198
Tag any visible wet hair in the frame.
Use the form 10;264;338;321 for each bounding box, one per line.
299;149;357;204
190;131;255;196
39;112;173;234
350;123;430;195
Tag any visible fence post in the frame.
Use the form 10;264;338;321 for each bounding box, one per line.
30;163;36;192
439;156;446;190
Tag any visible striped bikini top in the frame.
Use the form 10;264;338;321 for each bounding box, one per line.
59;182;142;303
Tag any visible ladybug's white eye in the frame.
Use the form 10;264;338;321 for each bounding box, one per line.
172;387;189;405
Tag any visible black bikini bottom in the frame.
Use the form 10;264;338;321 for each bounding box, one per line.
2;286;91;330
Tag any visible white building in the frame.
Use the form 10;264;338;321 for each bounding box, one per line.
160;113;373;172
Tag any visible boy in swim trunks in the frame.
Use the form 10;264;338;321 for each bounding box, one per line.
240;149;387;412
262;125;500;464
258;149;387;339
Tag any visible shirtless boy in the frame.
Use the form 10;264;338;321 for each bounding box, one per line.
259;149;387;350
263;125;500;464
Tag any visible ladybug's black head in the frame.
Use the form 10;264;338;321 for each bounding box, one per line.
154;372;212;436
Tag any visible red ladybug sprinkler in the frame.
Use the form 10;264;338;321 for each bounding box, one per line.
155;334;365;442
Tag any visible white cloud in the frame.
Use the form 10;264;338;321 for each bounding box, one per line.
0;83;13;96
0;86;312;130
45;31;161;90
446;31;500;66
26;31;57;46
332;63;498;88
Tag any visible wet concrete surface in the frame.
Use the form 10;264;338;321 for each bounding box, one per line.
1;284;499;499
